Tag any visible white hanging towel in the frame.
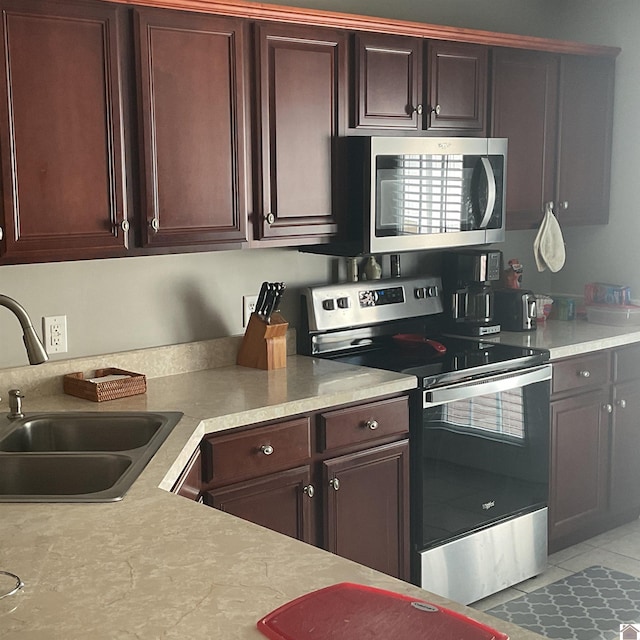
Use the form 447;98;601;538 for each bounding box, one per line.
534;202;566;272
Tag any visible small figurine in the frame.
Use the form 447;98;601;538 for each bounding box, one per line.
502;258;523;289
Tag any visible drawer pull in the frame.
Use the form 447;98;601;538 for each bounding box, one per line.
260;444;274;456
364;419;379;431
578;370;591;378
303;484;315;498
617;399;627;409
329;478;340;491
603;403;613;414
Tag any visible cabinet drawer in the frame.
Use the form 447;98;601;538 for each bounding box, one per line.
552;352;610;396
319;396;409;453
202;417;311;486
614;344;640;383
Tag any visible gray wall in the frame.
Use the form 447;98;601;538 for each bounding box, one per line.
0;0;625;369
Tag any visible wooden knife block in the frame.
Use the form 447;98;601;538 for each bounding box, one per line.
237;312;288;370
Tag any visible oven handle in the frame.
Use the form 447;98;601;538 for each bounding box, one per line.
423;364;552;407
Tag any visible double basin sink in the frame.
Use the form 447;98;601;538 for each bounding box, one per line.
0;411;183;502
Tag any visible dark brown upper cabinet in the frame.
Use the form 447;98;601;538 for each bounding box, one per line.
0;0;129;263
492;49;559;230
254;23;346;244
555;55;615;226
426;41;488;135
492;50;615;230
351;36;487;135
352;33;422;130
134;9;249;249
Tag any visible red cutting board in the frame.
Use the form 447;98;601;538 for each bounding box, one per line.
257;582;509;640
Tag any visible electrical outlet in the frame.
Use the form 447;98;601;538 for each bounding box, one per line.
243;295;258;328
43;315;68;354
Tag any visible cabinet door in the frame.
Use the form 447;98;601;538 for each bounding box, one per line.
549;389;610;545
0;0;128;262
323;440;410;580
492;49;559;230
205;466;314;544
610;380;640;515
352;33;422;130
135;9;248;248
426;41;487;134
255;23;345;242
555;55;615;226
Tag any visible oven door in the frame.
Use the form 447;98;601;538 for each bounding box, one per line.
411;364;551;601
415;364;551;548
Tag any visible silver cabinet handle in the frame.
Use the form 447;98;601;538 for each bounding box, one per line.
0;226;3;240
603;403;613;414
617;399;627;409
121;220;130;232
329;478;340;491
303;484;315;498
265;213;275;225
364;419;379;431
413;104;423;115
579;370;591;378
559;201;569;210
260;444;274;456
432;104;441;115
150;218;159;232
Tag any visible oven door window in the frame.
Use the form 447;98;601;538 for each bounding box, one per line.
375;153;504;237
440;388;525;443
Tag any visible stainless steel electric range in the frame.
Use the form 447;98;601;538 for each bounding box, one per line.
299;275;552;604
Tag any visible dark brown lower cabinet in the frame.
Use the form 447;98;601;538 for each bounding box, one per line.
205;466;313;543
323;440;409;580
549;345;640;552
195;395;410;579
549;388;610;546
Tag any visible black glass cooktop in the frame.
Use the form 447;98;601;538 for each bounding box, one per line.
329;335;549;388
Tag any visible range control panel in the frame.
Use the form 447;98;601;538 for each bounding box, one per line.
303;276;443;332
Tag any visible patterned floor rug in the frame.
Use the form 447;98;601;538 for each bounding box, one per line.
487;566;640;640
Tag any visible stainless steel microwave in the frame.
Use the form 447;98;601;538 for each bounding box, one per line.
341;136;507;254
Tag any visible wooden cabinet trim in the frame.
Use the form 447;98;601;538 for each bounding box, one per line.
109;0;620;57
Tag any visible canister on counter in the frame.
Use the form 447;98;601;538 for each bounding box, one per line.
551;296;576;321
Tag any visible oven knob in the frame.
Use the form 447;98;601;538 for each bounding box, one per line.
337;297;351;309
322;299;336;311
415;286;440;299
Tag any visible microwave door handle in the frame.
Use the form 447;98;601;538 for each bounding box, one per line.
478;157;497;229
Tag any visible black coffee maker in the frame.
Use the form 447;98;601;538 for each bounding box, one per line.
442;250;502;336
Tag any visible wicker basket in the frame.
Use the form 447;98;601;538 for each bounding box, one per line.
63;368;146;402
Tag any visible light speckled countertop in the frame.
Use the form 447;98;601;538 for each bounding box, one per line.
0;355;546;639
483;318;640;360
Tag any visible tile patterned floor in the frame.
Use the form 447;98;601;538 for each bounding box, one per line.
471;518;640;613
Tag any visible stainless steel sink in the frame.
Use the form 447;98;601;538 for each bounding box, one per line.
0;414;165;452
0;454;132;496
0;411;183;502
